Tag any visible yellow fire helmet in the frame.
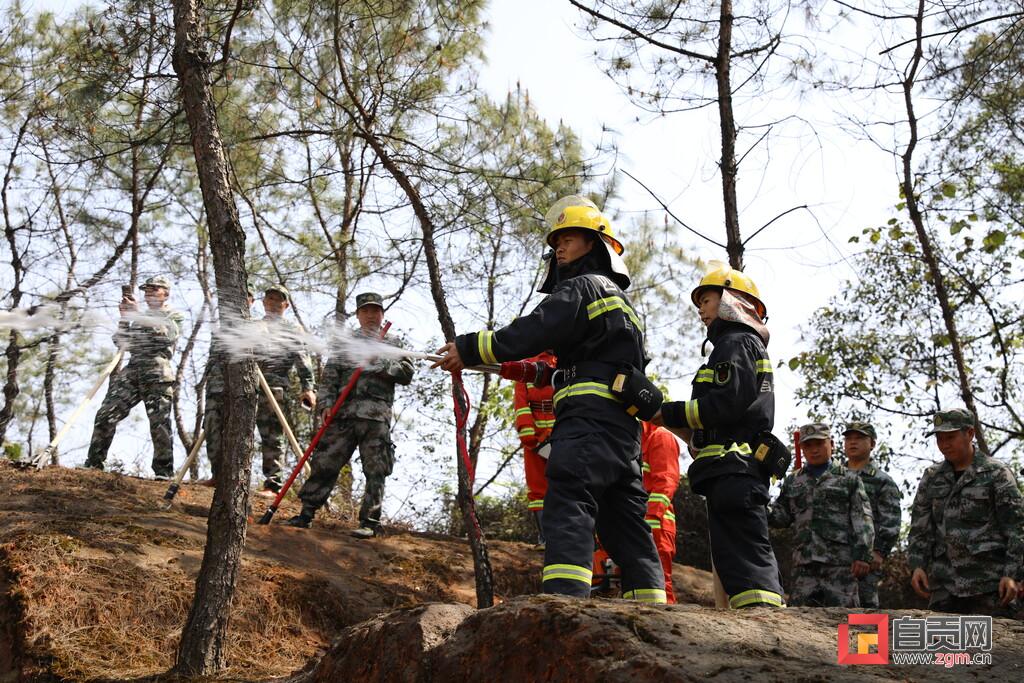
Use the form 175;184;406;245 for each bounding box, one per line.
543;195;624;255
691;260;767;320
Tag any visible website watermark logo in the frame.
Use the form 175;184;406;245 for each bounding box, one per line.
837;614;889;664
838;614;993;667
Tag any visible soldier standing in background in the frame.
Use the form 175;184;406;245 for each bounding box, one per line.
842;421;902;608
908;408;1024;617
255;284;315;495
768;423;874;607
85;276;184;478
202;286;254;481
286;292;413;537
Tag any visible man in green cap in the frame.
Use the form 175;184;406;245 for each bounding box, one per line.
202;287;255;480
286;292;413;537
769;422;874;607
908;408;1023;616
85;276;184;478
843;421;902;608
255;284;315;494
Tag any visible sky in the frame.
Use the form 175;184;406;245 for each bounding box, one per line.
7;0;941;517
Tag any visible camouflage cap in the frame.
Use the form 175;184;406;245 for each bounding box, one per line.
799;422;831;443
264;284;290;302
355;292;384;310
843;421;877;440
140;275;172;291
926;408;975;435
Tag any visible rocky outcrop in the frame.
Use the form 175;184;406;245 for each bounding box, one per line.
295;595;1024;682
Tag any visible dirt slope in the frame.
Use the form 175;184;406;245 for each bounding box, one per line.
0;461;713;681
0;462;541;680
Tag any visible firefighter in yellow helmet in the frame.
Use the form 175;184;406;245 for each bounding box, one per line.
654;261;786;608
435;195;667;603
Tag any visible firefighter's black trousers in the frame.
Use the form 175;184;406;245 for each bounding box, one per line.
705;473;785;608
541;418;666;602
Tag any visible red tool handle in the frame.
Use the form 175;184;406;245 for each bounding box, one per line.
258;321;392;524
793;429;802;470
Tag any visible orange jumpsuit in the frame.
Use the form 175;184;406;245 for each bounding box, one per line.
593;422;681;602
513;352;556;513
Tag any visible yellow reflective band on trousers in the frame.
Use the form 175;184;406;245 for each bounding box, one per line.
684;399;703;429
648;493;672;506
477;330;497;365
553;382;622;407
694;442;752;460
515;407;532;418
527;499;544;510
755;359;773;373
623;588;667;604
535;419;556;428
664;510;676;522
519;428;536;438
729;589;784;609
586;296;643;331
695;369;715;383
646;518;661;529
542;563;592;586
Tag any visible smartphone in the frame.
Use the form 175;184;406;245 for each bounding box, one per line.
121;284;134;301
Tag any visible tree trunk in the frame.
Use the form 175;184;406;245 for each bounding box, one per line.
716;0;743;270
171;0;257;675
899;0;989;452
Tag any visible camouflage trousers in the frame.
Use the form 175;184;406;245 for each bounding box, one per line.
298;417;395;529
858;571;882;609
255;386;291;489
789;563;860;608
203;389;224;480
930;589;1020;619
85;369;174;478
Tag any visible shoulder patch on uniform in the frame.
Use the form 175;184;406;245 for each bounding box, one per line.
714;361;732;385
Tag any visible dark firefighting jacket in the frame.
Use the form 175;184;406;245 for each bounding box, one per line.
455;252;647;436
661;319;774;493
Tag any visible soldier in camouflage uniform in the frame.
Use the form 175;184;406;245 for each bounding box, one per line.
202;286;254;480
255;284;315;494
85;276;184;478
908;408;1023;617
843;421;902;608
769;423;874;607
286;292;413;537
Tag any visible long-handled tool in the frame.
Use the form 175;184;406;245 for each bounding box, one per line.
32;351;124;468
793;429;802;470
158;365;311;507
257;321;392;525
159;429;206;510
254;365;311;480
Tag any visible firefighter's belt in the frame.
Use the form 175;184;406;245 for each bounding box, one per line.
694;442;753;461
552;361;662;420
529;400;554;413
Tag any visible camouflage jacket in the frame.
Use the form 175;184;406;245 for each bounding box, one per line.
114;306;184;383
316;330;413;423
847;461;902;557
204;328;231;396
907;450;1024;596
769;463;875;566
256;317;315;391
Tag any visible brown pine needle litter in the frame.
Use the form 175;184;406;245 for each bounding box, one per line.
0;464;351;680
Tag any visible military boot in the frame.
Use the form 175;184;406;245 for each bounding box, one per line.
284;508;315;529
351;524;379;539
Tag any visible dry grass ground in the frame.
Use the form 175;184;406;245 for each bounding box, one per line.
0;461;556;681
